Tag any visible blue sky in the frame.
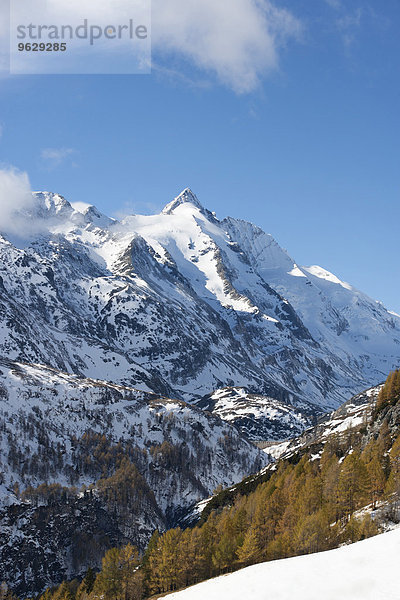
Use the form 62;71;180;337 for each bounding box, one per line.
0;0;399;311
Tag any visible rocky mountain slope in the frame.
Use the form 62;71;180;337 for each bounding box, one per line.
184;379;399;526
262;384;383;462
0;359;265;510
0;358;266;595
0;188;399;431
196;387;312;441
0;489;162;598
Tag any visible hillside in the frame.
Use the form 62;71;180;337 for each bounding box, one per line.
0;359;266;596
10;369;400;599
164;526;400;600
132;372;399;599
263;384;382;461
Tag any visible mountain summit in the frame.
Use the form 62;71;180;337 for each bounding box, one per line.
162;187;204;214
0;188;399;423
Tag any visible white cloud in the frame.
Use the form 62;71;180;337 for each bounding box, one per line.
4;0;301;93
0;166;77;242
152;0;302;93
113;199;161;219
0;167;41;239
41;147;75;168
70;201;92;213
321;2;366;48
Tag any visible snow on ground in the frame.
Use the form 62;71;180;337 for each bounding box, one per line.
0;359;267;510
262;440;291;460
165;527;400;600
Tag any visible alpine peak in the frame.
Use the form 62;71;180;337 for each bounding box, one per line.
162;188;204;215
32;191;73;218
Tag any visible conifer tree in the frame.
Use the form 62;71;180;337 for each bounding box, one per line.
385;434;400;519
93;548;122;600
294;509;330;555
366;452;386;508
338;453;369;519
212;523;237;574
52;582;73;600
83;568;95;595
236;526;261;565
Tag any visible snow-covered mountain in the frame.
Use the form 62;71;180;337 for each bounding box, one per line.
0;359;266;595
0;359;265;511
164;527;400;600
196;387;312;441
0;179;398;597
1;187;398;429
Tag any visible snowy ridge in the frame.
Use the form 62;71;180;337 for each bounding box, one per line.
162;188;205;215
262;384;381;461
178;382;387;528
0;187;399;436
196;387;312;441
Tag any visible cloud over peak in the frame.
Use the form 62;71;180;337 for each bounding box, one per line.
41;147;75;168
0;167;71;242
0;167;38;240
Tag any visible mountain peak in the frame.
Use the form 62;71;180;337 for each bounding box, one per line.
162;188;204;215
71;202;115;228
32;191;74;219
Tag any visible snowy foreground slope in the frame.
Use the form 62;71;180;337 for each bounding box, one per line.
165;527;400;600
0;188;399;442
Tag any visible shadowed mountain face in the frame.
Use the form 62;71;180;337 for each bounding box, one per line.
0;188;399;415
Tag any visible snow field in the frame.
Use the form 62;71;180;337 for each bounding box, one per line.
165;527;400;600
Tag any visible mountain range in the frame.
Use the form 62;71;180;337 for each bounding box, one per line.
1;188;399;429
1;186;399;595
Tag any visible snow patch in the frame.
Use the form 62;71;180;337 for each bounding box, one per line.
304;265;353;290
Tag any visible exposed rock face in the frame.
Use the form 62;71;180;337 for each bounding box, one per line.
1;189;399;415
196;387;314;441
0;491;162;598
